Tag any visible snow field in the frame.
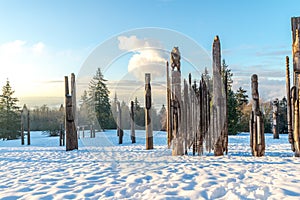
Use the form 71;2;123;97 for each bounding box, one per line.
0;131;299;199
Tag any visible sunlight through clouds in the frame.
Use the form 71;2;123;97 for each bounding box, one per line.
117;35;167;81
0;40;86;102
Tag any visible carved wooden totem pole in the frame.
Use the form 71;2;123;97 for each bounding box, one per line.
117;101;123;144
145;73;153;150
166;61;172;148
211;36;228;156
249;74;265;157
130;101;136;143
272;98;279;139
287;17;300;156
170;47;184;156
65;73;78;151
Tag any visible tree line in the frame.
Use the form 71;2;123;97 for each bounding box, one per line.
0;66;288;140
78;68;165;131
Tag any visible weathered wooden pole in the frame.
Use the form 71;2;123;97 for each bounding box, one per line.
166;61;172;148
60;123;63;146
272;98;279;139
170;47;183;156
130;101;136;143
292;18;300;87
92;125;95;138
183;79;188;155
212;35;227;156
250;74;265;157
294;88;300;156
291;18;300;156
90;125;94;138
187;74;192;152
65;75;78;151
117;101;123;144
90;125;93;138
286;56;294;151
27;110;30;145
21;110;24;145
145;73;153;150
71;73;77;130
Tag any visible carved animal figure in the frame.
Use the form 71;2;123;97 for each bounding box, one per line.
170;47;181;71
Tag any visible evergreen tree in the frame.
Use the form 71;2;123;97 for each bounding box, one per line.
235;87;249;132
88;68;113;130
262;101;272;133
0;80;20;139
78;90;92;126
236;87;249;106
221;59;240;135
134;97;145;129
227;90;240;135
120;101;130;130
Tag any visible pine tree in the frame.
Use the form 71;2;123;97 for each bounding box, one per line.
221;59;240;135
78;90;91;126
134;97;145;129
0;80;20;139
236;87;249;106
88;68;112;131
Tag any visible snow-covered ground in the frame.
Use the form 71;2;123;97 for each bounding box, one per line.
0;130;299;200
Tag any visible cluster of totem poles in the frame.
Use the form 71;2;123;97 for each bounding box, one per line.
59;16;300;158
166;36;228;156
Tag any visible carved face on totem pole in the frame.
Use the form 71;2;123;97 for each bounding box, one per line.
170;47;181;72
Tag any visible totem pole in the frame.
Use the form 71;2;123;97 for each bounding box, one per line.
249;74;265;157
170;47;184;156
65;74;78;151
130;101;136;143
145;73;153;150
272;98;279;139
287;17;300;156
211;35;227;156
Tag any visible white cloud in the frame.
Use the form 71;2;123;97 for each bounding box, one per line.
32;42;45;55
117;35;167;80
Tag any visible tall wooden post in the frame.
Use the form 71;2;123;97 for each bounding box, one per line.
117;101;123;144
169;47;183;156
183;79;188;155
291;17;300;156
89;125;93;138
145;73;153;150
250;74;265;157
21;110;24;145
65;75;78;151
27;110;30;145
294;88;300;156
71;73;77;129
291;17;300;87
166;61;172;148
293;81;300;157
286;56;294;151
130;101;136;143
272;98;279;139
92;125;95;138
171;70;183;155
60;123;63;146
212;35;227;156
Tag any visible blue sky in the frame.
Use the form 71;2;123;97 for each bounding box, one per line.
0;0;299;107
